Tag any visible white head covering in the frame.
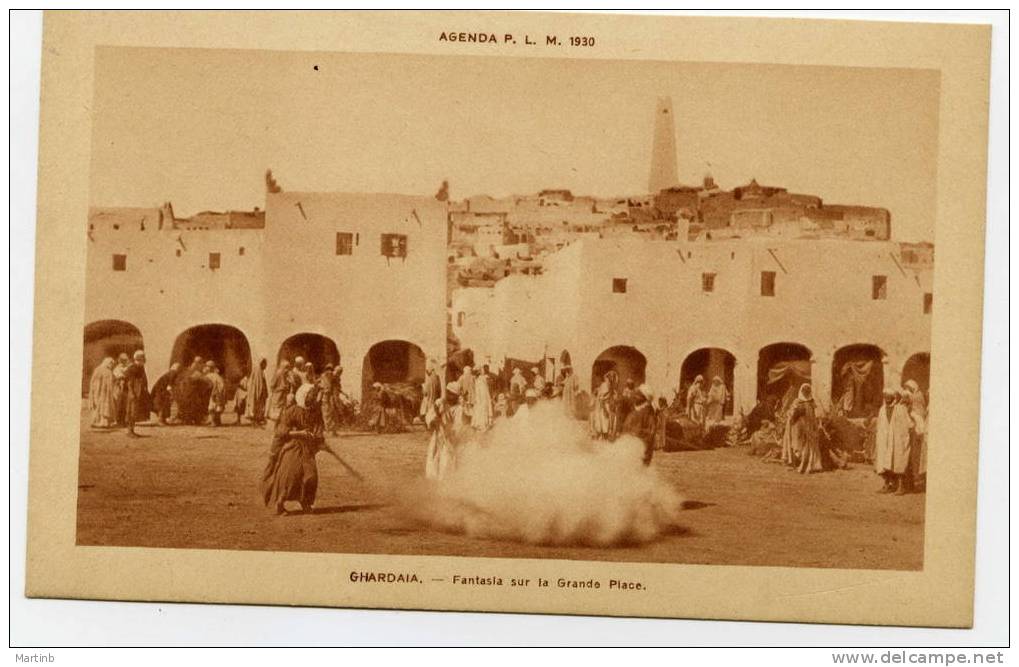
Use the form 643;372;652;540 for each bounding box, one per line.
295;383;314;408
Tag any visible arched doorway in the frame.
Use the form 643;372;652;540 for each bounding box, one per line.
591;345;646;392
901;352;930;396
362;339;427;398
171;324;252;387
757;342;811;410
82;320;143;396
680;348;736;416
832;344;885;418
277;333;341;373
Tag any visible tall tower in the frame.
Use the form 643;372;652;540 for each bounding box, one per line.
648;97;679;194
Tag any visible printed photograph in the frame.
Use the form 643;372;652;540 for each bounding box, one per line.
78;47;937;571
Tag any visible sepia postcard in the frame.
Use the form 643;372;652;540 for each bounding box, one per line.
25;10;991;627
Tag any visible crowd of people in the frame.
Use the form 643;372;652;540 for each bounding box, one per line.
86;349;930;513
423;361;584;480
87;351;356;435
424;362;693;479
873;380;928;494
737;379;929;493
86;350;153;437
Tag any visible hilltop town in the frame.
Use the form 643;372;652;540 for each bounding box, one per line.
82;97;934;421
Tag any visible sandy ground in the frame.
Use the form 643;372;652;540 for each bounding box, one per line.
76;408;925;570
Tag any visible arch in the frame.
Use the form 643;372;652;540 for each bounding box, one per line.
170;324;252;386
680;347;736;416
591;345;646;392
82;319;144;397
901;352;930;396
757;342;812;408
277;332;341;372
832;344;885;418
362;339;428;398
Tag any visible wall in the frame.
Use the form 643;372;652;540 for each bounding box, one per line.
84;220;268;386
263;192;447;396
455;236;933;414
83;192;448;400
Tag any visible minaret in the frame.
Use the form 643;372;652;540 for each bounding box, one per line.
648;97;679;194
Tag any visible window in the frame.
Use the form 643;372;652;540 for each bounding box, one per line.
209;252;221;270
872;275;887;300
112;254;127;271
336;232;353;255
612;278;627;293
238;246;245;256
381;233;408;258
702;272;716;293
175;249;182;257
457;312;465;327
924;292;933;314
760;271;776;297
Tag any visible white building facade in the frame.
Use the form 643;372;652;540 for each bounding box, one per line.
83;193;448;400
453;236;933;414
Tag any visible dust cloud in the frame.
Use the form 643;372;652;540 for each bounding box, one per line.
410;401;684;547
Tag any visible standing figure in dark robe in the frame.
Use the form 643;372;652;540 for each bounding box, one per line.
615;379;637;439
112;352;130;426
744;395;776;439
244;358;269;427
150;362;180;425
173;356;212;425
367;382;408;433
261;384;326;515
267;360;291;421
622;384;658;466
124;350;151;437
